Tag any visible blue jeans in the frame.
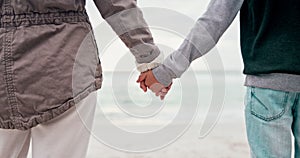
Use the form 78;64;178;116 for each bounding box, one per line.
245;87;300;158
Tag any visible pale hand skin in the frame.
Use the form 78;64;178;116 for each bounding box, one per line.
136;70;172;100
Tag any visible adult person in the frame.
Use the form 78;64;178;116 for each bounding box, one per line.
0;0;162;157
137;0;300;157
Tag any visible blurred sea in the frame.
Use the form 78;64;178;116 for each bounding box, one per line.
85;71;250;158
95;71;246;125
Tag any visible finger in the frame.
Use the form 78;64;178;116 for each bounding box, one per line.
136;73;147;83
159;91;167;100
161;88;169;93
155;91;161;96
160;92;168;96
150;83;164;92
140;81;147;92
166;83;173;90
159;89;168;100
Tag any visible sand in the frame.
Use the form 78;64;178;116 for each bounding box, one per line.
86;111;250;158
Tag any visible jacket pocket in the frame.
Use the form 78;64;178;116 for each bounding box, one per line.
250;87;289;121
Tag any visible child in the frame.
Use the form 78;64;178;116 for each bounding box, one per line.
137;0;300;157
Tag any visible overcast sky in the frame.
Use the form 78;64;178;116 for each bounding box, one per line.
85;0;244;72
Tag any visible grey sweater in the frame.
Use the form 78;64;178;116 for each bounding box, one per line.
152;0;300;92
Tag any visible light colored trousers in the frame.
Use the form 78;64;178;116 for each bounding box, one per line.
0;91;97;158
245;87;300;158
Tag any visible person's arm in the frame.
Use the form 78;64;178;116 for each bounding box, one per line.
152;0;245;86
93;0;162;72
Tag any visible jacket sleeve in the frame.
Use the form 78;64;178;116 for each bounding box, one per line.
153;0;245;86
93;0;160;65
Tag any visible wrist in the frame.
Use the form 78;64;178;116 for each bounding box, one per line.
136;52;164;72
152;65;175;87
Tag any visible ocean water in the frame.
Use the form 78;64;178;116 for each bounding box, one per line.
85;71;248;154
94;71;246;126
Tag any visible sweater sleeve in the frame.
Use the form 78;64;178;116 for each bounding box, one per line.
153;0;244;86
93;0;160;64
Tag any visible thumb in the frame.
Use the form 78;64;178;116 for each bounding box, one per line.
136;72;147;83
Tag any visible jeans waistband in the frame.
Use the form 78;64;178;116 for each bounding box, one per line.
244;73;300;92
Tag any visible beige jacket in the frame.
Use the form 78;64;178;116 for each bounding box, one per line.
0;0;160;130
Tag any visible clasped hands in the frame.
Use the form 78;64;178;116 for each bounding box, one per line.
136;70;172;100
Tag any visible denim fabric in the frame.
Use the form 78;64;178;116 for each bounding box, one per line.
245;87;300;158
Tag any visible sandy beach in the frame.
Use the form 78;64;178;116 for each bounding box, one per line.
86;110;250;158
83;73;250;158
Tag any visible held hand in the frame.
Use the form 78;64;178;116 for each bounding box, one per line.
150;82;172;100
136;70;172;100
